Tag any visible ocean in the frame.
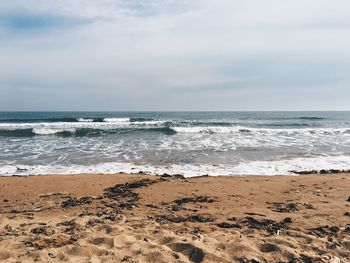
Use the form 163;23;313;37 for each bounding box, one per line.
0;111;350;177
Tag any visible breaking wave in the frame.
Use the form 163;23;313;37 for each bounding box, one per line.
1;112;350;178
0;117;161;124
2;155;350;177
0;122;349;137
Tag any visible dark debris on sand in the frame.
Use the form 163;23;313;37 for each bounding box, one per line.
85;218;104;228
56;219;79;234
237;258;260;263
173;196;215;205
160;173;185;179
260;242;280;252
292;169;350;175
307;225;340;237
240;217;290;235
0;224;19;237
95;208;124;221
31;226;52;236
216;222;242;229
163;196;216;212
154;214;216;224
103;179;159;201
268;202;315;213
60;196;92;208
24;235;76;249
269;202;300;213
345;226;350;233
106;202;138;211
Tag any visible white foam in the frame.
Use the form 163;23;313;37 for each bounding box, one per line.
230;156;350;175
0;121;349;137
32;128;75;135
171;126;240;133
77;118;94;122
103;118;130;123
170;126;350;135
0;120;152;132
136;120;166;125
1;155;350;177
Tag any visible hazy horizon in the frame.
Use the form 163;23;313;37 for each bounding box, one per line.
1;1;349;111
1;110;350;113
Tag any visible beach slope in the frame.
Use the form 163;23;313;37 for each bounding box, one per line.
0;173;349;262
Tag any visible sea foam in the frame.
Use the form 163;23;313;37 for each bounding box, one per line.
2;155;350;177
1;112;350;177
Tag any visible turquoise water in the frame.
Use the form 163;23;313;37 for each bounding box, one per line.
1;111;350;176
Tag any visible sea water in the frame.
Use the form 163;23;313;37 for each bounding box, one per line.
0;111;350;177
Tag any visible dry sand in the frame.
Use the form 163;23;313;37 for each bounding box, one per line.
0;173;349;262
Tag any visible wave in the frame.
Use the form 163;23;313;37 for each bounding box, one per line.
0;117;159;124
298;117;325;120
32;128;75;135
129;117;155;122
0;117;128;123
0;128;78;137
259;116;326;121
0;124;349;137
73;127;175;136
77;118;94;122
0;126;176;137
171;126;239;134
2;155;350;177
257;123;311;128
169;126;350;135
103;118;130;123
0;117;79;123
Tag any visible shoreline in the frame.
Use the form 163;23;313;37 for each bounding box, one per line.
3;166;350;178
0;172;349;262
3;156;350;177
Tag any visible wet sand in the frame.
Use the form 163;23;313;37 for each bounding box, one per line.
0;173;349;262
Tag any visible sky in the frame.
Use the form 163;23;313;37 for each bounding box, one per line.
0;0;349;111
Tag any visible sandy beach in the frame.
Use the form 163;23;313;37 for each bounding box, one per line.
2;0;350;261
0;173;349;262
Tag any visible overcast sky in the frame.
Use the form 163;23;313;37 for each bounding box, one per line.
0;0;349;111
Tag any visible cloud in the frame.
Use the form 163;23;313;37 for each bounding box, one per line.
0;0;349;110
0;13;90;32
